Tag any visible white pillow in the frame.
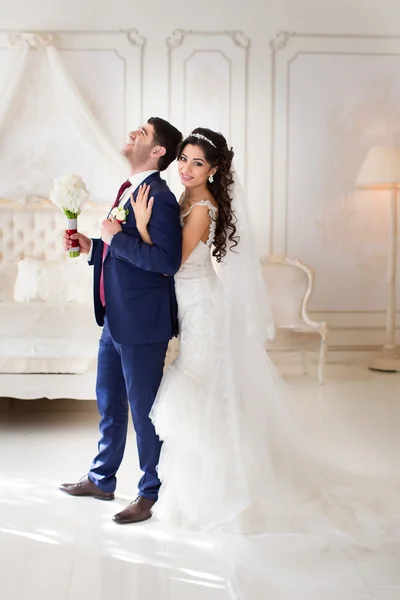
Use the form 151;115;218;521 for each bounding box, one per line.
14;257;92;304
0;262;18;302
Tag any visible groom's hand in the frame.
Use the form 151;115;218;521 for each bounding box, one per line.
101;217;122;245
63;231;91;254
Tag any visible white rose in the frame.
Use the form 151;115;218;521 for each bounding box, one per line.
113;208;127;222
50;173;89;213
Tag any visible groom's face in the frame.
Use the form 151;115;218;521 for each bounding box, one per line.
122;123;156;165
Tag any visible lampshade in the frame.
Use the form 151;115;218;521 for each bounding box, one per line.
356;146;400;188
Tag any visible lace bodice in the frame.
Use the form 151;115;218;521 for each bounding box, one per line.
177;200;218;278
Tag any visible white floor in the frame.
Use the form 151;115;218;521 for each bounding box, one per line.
1;363;399;600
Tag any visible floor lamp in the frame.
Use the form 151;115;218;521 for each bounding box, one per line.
356;146;400;372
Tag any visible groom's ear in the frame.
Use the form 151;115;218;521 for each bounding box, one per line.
151;145;166;159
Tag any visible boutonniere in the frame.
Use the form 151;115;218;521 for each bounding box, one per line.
111;207;129;224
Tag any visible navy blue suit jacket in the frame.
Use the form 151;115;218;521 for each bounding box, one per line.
90;172;182;345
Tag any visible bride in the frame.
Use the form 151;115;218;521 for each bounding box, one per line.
131;127;400;543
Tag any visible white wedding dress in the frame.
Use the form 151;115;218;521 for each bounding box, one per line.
151;200;232;530
150;199;400;550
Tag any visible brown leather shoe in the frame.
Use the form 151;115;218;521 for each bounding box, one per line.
113;496;156;524
59;476;114;501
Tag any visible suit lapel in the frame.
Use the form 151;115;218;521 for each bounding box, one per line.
122;172;161;210
104;172;162;258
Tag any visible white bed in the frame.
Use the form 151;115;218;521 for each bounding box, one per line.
0;303;98;374
0;197;105;399
0;197;179;400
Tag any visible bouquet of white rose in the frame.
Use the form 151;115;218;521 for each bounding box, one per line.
50;174;90;258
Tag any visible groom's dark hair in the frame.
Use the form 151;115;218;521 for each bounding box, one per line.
148;117;182;171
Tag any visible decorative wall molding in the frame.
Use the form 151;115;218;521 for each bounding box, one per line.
120;28;146;53
269;32;400;345
310;311;400;348
167;29;250;51
167;29;249;188
167;29;187;50
270;31;400;255
269;31;294;55
0;29;146;126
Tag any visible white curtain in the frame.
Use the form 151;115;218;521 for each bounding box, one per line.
0;42;29;136
1;37;127;184
45;45;127;179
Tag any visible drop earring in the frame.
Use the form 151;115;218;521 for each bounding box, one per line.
208;174;214;183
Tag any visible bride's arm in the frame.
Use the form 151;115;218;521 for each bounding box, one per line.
181;205;210;265
137;225;153;245
131;185;154;245
133;189;210;266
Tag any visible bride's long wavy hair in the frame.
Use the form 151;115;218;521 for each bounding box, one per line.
177;127;239;263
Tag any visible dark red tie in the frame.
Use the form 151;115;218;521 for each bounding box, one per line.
99;180;132;306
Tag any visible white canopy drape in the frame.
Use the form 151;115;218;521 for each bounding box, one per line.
0;34;127;199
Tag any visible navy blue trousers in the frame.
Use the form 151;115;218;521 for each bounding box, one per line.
88;318;168;499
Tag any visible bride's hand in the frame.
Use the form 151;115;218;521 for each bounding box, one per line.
131;184;154;230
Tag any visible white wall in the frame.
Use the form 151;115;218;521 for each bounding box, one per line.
1;0;400;347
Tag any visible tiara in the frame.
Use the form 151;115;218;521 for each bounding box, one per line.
191;132;217;148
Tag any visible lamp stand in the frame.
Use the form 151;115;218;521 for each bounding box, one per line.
369;186;400;372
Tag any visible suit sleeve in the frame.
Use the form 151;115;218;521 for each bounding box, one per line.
109;191;182;275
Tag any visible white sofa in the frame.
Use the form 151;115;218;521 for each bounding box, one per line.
0;197;106;400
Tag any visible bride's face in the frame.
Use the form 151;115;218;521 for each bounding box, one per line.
178;144;216;188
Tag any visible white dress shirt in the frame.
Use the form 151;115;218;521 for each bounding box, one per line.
117;170;159;209
86;169;159;261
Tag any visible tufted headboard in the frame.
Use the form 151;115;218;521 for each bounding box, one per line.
0;198;108;303
0;198;107;263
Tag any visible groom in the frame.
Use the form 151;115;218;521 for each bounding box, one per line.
60;117;183;524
